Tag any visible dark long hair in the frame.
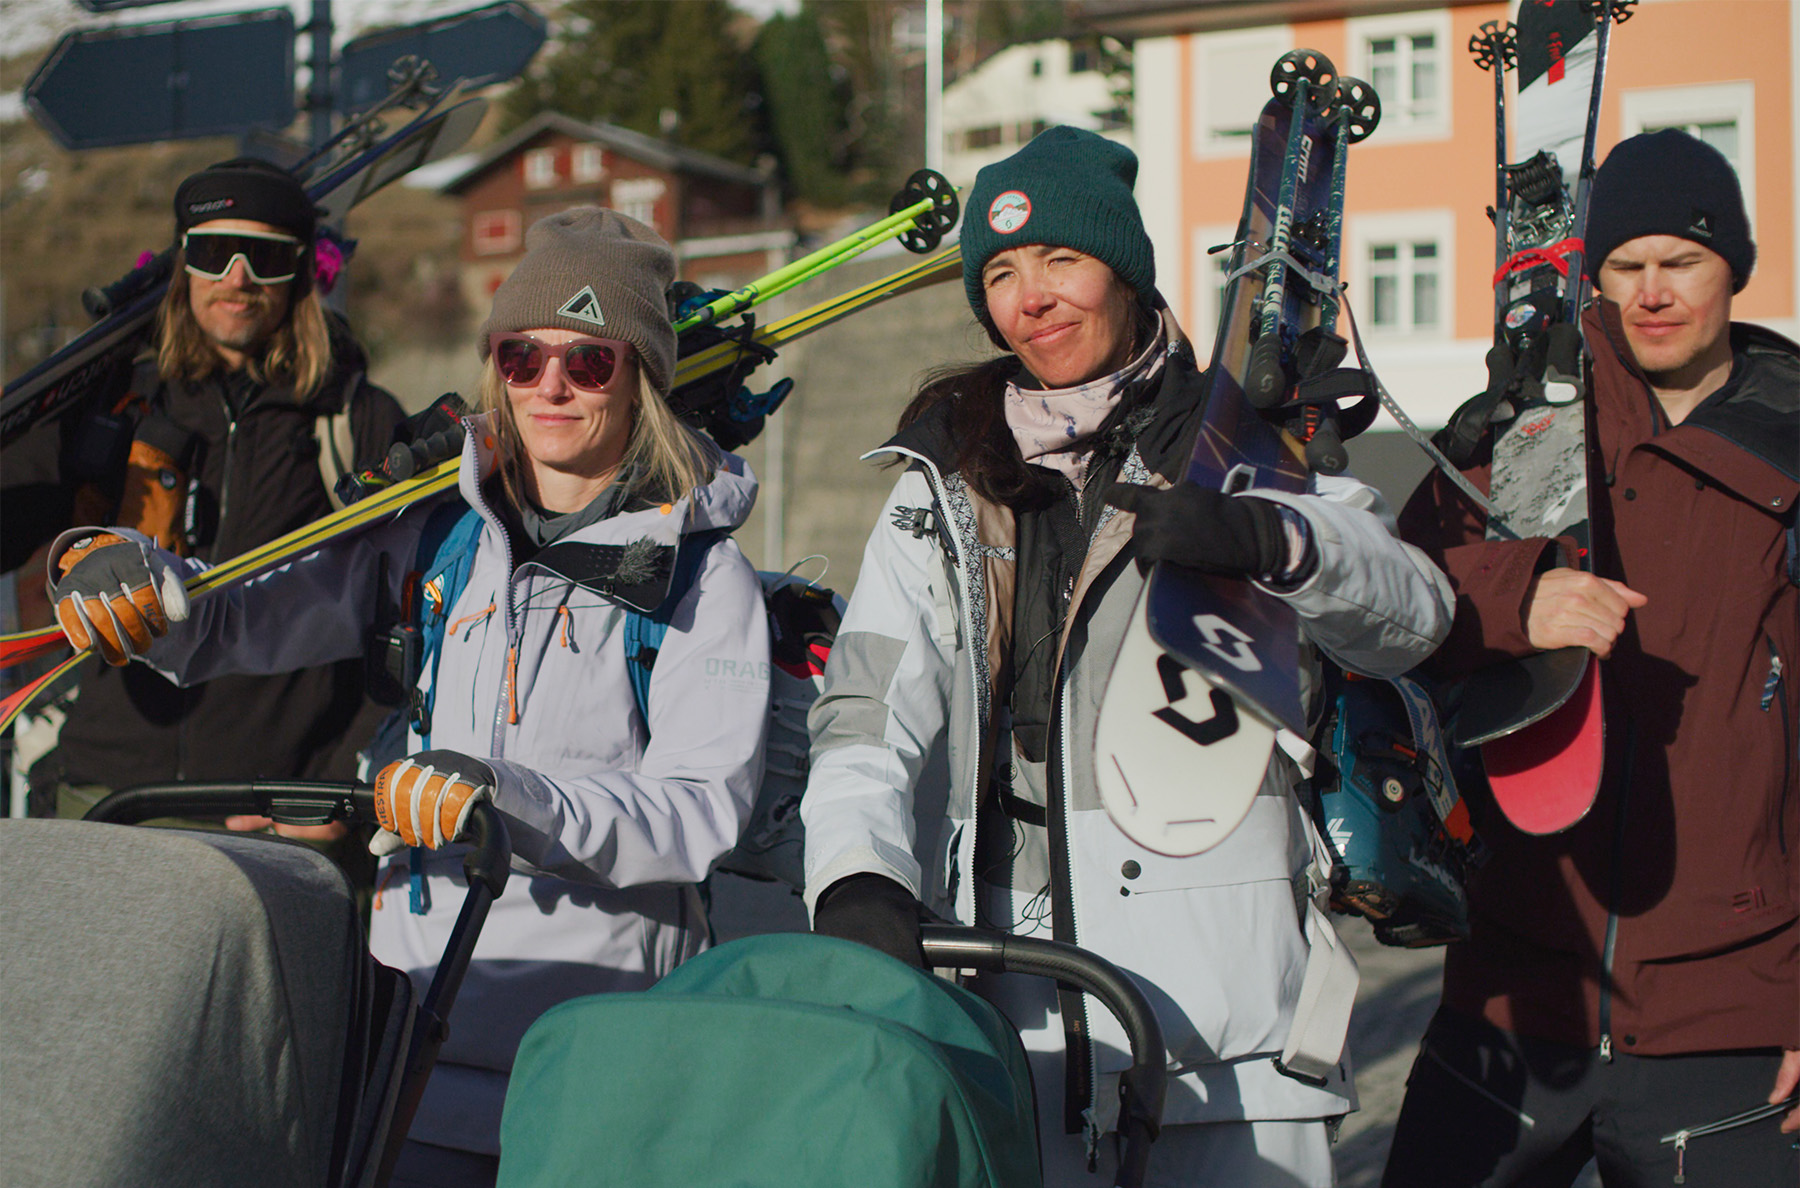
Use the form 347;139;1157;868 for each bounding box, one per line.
897;356;1059;510
897;300;1161;511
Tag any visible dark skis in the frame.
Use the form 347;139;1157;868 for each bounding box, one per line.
1;70;488;449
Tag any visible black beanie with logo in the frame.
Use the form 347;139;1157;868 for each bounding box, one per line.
1585;128;1755;292
173;158;317;241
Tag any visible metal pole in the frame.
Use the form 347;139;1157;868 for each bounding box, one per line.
308;0;333;149
925;0;943;173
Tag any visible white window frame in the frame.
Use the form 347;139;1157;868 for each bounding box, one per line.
1346;209;1456;342
471;209;521;256
523;147;558;190
1190;27;1291;160
1619;81;1756;223
1188;222;1240;346
610;176;666;228
1346;8;1452;143
571;143;605;184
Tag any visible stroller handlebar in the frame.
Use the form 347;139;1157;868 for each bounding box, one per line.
84;780;511;899
84;778;510;1187
921;925;1166;1186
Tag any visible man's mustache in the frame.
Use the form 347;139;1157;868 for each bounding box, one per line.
204;286;274;311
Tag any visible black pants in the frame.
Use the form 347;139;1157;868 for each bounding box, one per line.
1383;1007;1797;1188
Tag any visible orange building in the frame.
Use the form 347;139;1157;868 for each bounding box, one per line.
1092;0;1797;431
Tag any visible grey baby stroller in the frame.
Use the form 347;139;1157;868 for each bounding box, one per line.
0;781;508;1188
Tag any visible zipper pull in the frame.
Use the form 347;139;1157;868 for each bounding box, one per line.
1599;1033;1613;1063
1672;1130;1687;1184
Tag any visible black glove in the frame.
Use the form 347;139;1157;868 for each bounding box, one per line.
813;873;926;968
1108;483;1287;579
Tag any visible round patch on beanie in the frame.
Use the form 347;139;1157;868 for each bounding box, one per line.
988;190;1032;235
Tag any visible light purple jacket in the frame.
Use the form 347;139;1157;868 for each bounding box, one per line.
145;414;771;1154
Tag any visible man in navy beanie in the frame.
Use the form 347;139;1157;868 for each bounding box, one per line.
1386;131;1800;1186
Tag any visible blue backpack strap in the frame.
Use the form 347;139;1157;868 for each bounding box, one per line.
623;529;726;725
394;499;484;917
411;500;485;747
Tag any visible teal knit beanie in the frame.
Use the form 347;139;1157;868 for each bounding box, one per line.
961;126;1156;318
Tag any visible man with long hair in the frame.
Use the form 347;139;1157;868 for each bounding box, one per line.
2;158;403;842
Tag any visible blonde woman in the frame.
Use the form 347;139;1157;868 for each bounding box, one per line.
47;207;771;1187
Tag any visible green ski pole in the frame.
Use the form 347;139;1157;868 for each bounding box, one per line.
673;170;957;332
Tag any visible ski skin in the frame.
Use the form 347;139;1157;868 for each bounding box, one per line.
1095;72;1341;859
0;248;965;728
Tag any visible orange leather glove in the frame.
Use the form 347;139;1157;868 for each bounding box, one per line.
47;529;190;666
371;750;495;856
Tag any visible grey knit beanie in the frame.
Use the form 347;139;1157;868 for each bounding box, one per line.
479;206;677;397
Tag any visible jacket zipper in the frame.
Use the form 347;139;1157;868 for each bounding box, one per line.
1054;671;1100;1162
179;391;241;781
873;446;987;917
1765;637;1790;855
217;396;240;529
1055;472;1110;1156
1598;717;1637;1062
480;488;518;761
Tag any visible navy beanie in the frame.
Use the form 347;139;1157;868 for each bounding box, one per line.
174;158;317;242
960;126;1155;318
1586;129;1755;292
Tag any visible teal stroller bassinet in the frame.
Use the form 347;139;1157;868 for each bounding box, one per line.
496;929;1164;1188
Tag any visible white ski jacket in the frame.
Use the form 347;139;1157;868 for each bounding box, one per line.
141;414;771;1155
801;356;1452;1135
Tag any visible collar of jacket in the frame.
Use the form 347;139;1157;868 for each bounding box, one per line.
454;411;757;612
1587;301;1800;499
875;332;1208;486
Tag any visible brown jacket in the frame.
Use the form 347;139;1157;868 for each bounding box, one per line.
1399;301;1799;1054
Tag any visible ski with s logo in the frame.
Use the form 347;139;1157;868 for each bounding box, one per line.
1096;51;1382;856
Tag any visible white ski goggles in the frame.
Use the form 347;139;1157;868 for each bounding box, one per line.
182;228;305;284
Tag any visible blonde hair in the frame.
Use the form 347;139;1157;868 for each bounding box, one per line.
478;354;716;514
156;255;332;400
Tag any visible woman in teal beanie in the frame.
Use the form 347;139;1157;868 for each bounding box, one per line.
801;127;1452;1185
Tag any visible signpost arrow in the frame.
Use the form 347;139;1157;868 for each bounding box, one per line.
25;9;296;151
336;1;547;114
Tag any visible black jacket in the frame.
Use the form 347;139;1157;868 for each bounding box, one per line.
5;335;403;790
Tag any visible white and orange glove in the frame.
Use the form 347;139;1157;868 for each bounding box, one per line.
370;750;496;856
47;528;189;666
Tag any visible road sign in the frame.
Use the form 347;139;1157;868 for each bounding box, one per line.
26;9;296;151
336;1;546;114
